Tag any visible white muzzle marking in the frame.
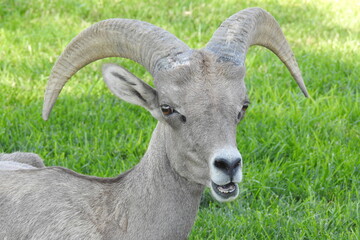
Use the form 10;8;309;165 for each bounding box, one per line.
209;147;243;202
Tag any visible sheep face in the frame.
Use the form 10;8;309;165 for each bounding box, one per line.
103;50;248;202
43;8;308;205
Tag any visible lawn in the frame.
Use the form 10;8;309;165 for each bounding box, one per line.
0;0;359;239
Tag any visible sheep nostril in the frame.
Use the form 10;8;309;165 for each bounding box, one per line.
213;157;242;180
233;158;241;169
214;158;230;171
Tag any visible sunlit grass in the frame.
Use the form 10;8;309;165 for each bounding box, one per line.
1;0;359;239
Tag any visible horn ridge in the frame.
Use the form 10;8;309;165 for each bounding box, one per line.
43;19;190;120
205;7;309;97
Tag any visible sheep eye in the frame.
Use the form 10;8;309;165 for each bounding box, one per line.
160;104;174;116
237;104;249;120
242;104;249;112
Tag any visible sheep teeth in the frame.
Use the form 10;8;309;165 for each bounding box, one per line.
217;184;235;193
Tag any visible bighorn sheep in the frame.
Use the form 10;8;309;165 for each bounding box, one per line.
0;8;308;239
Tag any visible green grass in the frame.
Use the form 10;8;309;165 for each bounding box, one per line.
1;0;359;239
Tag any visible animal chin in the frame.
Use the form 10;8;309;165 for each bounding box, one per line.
211;181;239;202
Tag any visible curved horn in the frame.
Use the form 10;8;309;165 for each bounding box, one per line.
43;19;190;120
205;8;309;97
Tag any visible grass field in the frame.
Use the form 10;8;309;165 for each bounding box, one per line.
1;0;359;239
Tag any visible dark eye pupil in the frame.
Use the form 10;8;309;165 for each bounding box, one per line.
238;104;249;120
161;105;173;115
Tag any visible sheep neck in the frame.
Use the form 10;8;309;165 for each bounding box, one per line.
109;122;205;238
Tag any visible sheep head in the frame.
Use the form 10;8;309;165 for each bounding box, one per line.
43;8;308;202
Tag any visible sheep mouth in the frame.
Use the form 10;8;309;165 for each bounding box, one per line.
211;181;238;199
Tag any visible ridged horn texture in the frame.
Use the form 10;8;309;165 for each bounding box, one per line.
205;8;309;97
42;19;190;120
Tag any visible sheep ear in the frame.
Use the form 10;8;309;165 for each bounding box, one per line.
102;64;161;118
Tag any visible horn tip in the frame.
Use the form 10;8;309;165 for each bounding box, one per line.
42;108;50;121
42;95;55;121
299;85;309;98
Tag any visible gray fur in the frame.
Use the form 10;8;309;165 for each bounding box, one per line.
0;129;202;239
0;161;36;170
0;8;308;239
0;152;45;169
